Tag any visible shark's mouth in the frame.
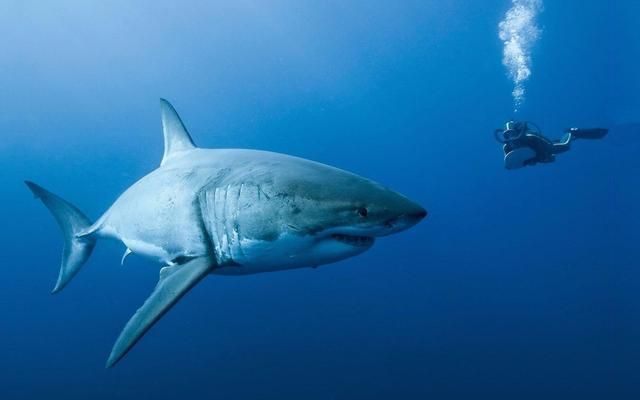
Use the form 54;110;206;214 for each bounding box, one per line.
331;233;374;247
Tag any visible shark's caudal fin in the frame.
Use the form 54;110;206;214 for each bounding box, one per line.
160;99;197;166
25;181;96;293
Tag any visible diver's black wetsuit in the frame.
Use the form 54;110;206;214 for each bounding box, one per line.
499;122;607;167
503;132;569;165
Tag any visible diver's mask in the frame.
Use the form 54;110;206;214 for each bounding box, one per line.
495;120;526;143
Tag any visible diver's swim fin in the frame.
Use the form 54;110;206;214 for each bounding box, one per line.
106;256;213;367
568;128;608;140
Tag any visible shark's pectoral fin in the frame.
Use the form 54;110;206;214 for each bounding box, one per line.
106;256;213;368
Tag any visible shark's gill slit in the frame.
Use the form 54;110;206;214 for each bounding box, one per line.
223;185;231;258
235;183;245;258
226;184;242;261
211;186;226;264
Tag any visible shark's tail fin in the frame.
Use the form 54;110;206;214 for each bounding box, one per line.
25;181;96;293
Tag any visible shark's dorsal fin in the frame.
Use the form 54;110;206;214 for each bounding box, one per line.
160;99;196;166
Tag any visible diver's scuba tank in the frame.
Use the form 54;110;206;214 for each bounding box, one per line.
566;127;608;140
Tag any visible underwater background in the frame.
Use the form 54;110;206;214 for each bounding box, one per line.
1;1;638;398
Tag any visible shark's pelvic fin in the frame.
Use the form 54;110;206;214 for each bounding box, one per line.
106;256;213;368
160;98;197;166
25;181;96;293
120;248;133;266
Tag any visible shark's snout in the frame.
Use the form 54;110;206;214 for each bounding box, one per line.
404;205;428;222
382;204;427;235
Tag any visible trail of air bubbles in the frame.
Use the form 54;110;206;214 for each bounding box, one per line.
499;0;543;112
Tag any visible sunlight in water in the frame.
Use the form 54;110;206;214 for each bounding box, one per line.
499;0;543;112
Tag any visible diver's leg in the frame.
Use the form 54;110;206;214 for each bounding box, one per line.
552;142;571;154
552;132;572;154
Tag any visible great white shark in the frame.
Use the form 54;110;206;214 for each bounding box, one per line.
26;99;427;367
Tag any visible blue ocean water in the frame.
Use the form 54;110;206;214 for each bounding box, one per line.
1;1;639;398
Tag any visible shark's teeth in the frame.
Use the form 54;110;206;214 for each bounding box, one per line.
330;234;374;247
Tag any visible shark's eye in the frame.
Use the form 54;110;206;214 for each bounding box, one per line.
356;207;368;218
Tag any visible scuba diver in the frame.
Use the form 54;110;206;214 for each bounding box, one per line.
495;121;608;169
